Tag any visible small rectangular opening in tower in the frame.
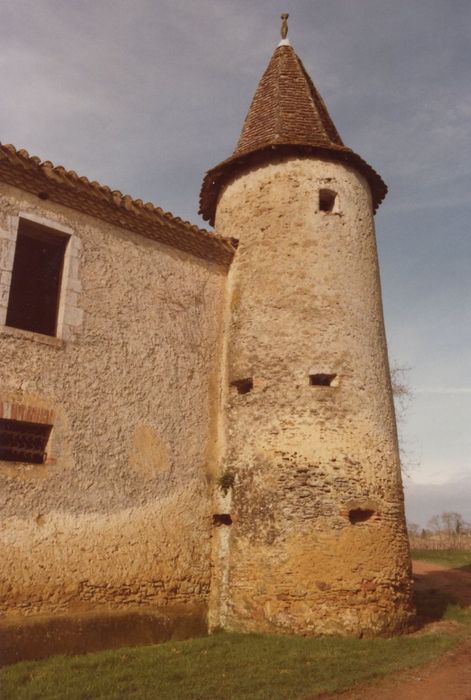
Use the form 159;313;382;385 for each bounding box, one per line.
349;508;375;524
319;189;337;213
309;373;337;387
230;378;253;395
6;219;69;337
0;418;52;464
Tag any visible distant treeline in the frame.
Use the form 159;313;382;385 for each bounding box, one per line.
408;511;471;550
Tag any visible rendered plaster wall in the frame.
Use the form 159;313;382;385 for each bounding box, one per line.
0;183;225;631
212;156;413;637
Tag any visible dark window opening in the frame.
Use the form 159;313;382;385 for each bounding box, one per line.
0;418;52;464
309;373;337;387
319;189;337;213
6;219;68;336
349;508;375;525
230;378;253;395
213;513;233;526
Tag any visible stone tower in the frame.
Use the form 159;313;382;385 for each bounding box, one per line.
200;34;413;636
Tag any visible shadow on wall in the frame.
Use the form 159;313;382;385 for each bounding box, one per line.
0;603;207;667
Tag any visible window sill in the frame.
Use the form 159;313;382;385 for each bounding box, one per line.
0;461;50;479
0;325;65;348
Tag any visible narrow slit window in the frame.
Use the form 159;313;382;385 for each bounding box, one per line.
6;219;68;336
230;378;253;395
309;373;337;387
319;189;337;213
0;418;52;464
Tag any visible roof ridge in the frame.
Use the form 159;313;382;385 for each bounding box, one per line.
294;52;344;145
275;43;284;140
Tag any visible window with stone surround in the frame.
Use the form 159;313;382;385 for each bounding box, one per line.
6;219;68;336
0;213;83;340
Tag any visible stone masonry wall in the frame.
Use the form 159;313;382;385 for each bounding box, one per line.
212;156;413;637
0;183;225;628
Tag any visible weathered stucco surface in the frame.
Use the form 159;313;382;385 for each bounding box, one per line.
0;184;225;636
212;156;413;636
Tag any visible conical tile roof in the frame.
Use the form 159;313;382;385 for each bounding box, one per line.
234;43;344;155
199;43;387;225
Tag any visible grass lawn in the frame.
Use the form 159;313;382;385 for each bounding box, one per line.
411;549;471;569
1;625;468;700
3;551;470;700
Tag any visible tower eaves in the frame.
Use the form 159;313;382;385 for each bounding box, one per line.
199;30;387;225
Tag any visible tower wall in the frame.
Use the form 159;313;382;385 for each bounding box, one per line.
212;156;413;636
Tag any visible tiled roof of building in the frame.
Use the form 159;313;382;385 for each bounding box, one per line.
199;43;387;225
0;143;235;267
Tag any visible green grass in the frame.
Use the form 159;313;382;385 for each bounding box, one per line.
1;627;467;700
3;550;470;700
411;549;471;569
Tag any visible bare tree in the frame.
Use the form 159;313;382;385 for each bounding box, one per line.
390;362;412;422
410;511;471;550
427;514;442;533
390;361;414;476
406;521;420;538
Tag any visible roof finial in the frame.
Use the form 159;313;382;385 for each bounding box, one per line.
279;13;290;46
281;13;289;39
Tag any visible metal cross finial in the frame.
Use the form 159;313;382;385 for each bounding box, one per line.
281;13;289;40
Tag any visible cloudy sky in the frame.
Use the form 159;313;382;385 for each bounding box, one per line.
1;0;469;526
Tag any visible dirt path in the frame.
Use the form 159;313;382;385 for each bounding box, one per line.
321;560;471;700
329;641;471;699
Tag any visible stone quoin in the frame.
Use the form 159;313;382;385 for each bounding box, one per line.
0;17;413;664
